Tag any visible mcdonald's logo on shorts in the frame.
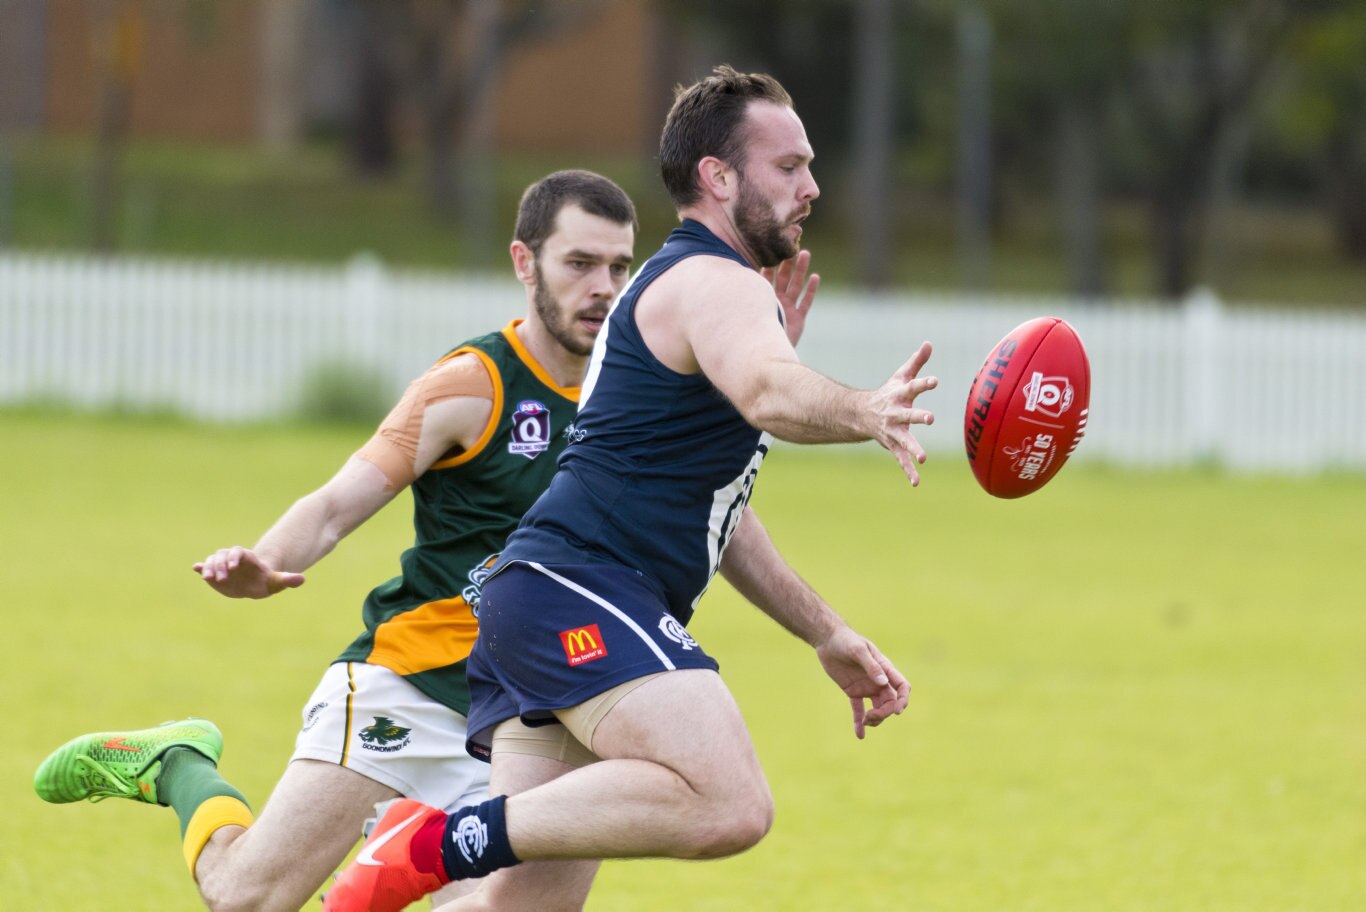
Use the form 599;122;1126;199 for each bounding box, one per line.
559;624;607;666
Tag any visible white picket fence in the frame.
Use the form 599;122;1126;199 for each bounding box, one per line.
2;251;1364;472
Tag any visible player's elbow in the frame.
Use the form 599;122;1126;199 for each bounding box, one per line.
736;375;795;436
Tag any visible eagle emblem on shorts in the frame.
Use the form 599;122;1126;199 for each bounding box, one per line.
358;716;412;753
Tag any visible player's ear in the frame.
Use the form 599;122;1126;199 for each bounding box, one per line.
697;156;733;202
510;241;537;286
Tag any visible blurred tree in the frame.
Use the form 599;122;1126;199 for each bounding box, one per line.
1120;0;1295;299
1284;8;1366;260
260;0;307;152
986;0;1133;299
955;3;992;292
90;0;142;252
853;0;895;289
352;0;400;174
985;0;1346;300
377;0;608;267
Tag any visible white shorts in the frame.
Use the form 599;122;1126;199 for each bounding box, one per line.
290;661;489;813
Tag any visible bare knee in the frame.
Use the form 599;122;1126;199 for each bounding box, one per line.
199;880;271;912
683;782;774;859
198;869;302;912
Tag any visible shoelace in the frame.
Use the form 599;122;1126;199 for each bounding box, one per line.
75;754;139;802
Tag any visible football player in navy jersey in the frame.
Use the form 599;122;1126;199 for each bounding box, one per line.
325;66;936;912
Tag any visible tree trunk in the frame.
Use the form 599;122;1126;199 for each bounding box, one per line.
956;5;992;292
851;0;893;289
1055;96;1106;300
454;0;501;268
1325;125;1366;260
91;0;138;253
258;0;305;152
1151;176;1202;299
350;1;398;175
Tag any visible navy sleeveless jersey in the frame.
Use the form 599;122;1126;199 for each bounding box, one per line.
497;220;772;624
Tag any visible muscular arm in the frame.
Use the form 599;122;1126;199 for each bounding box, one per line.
195;354;494;598
718;506;839;646
639;257;937;484
718;506;910;738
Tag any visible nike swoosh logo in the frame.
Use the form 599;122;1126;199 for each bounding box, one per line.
102;738;141;752
356;810;424;867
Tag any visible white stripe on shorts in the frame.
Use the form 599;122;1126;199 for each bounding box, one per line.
525;561;677;671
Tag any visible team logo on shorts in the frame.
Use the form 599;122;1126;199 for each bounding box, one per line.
658;615;698;651
357;716;412;753
462;552;500;616
559;624;607;666
302;701;328;732
508;400;552;459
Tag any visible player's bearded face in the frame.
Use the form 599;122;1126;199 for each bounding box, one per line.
734;168;805;268
533;260;603;358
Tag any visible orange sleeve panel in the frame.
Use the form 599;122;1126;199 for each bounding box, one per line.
356;351;496;490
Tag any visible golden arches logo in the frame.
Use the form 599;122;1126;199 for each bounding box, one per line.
559;624;608;666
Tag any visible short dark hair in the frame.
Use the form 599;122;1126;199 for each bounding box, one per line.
514;170;638;256
659;65;794;208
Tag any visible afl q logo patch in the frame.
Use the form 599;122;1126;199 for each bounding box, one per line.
658;615;698;651
508;400;551;459
1022;371;1075;418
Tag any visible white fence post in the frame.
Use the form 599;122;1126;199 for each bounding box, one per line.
345;252;386;370
1183;287;1222;464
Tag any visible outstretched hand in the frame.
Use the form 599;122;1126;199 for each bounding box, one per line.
815;625;910;739
870;341;938;485
194;546;305;599
762;249;820;347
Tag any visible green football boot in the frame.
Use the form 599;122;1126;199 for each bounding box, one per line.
34;718;222;805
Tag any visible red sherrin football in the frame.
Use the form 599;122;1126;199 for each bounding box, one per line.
964;317;1090;498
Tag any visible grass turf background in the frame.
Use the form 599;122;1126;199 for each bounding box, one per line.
1;411;1363;909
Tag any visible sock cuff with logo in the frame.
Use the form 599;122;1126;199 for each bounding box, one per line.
439;796;521;881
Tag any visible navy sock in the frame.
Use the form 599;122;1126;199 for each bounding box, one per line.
439;796;521;880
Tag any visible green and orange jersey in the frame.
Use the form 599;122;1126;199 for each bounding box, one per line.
336;320;580;715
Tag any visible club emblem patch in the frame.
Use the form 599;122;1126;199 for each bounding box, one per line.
509;400;552;459
560;624;607;666
658;615;698;651
357;715;412;753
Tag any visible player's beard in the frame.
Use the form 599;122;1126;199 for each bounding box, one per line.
533;262;601;358
734;172;805;268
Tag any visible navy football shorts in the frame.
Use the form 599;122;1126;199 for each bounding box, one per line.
465;560;719;760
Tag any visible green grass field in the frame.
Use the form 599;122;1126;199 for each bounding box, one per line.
2;411;1363;910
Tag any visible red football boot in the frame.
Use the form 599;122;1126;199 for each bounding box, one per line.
323;798;449;912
